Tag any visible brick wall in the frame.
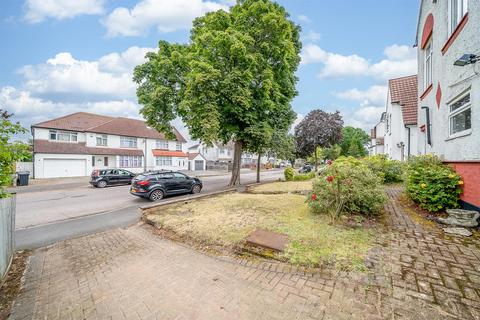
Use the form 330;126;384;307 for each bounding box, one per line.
445;162;480;209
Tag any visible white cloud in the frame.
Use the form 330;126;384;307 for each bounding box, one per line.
17;47;154;101
341;103;385;131
335;85;388;106
102;0;227;37
302;30;321;43
300;43;417;80
24;0;105;23
297;15;311;23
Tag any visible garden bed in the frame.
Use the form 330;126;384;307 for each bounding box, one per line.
246;180;313;194
144;193;376;271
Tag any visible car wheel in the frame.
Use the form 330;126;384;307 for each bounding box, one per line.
149;190;164;201
97;180;107;188
191;184;201;194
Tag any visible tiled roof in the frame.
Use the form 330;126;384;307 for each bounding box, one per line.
34;140;144;156
187;152;203;160
32;112;186;142
152;150;188;157
389;75;418;125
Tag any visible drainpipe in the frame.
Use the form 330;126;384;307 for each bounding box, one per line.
404;125;411;158
421;106;432;146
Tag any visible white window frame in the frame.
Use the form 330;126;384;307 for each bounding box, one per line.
448;0;468;36
120;136;137;148
156;140;169;149
119;155;142;168
424;40;433;90
176;142;182;151
448;92;471;138
49;130;77;142
96;134;108;146
156;156;172;166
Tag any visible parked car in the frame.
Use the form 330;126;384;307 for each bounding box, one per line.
130;171;203;201
90;169;136;188
299;164;313;173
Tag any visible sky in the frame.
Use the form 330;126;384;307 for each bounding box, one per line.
0;0;420;142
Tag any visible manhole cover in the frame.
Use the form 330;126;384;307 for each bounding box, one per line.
246;228;289;252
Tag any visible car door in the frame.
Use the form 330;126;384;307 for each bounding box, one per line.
118;170;133;184
172;173;191;192
108;170;121;184
158;173;175;193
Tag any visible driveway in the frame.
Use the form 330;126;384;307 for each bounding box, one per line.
15;170;283;229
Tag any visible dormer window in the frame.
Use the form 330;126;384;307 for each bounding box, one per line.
49;130;77;142
448;0;468;36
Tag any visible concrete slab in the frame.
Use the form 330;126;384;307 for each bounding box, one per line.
245;228;288;252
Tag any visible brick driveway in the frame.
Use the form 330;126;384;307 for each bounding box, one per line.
8;187;480;320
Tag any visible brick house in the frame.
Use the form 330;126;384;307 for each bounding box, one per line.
31;112;191;178
415;0;479;210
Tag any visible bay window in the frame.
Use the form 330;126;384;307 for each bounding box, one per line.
119;156;142;168
156;156;172;166
449;92;471;137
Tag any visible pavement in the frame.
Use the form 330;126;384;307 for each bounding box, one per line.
8;186;480;320
14;169;284;249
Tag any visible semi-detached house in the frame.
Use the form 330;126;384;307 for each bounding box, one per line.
30;112;203;179
416;0;479;210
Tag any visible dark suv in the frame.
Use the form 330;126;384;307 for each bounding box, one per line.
130;171;203;201
90;169;136;188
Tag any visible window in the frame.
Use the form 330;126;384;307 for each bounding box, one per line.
448;0;468;35
158;173;173;179
49;130;77;142
424;41;433;89
176;142;182;151
156;156;172;166
173;173;187;179
120;136;137;148
156;140;169;149
220;148;225;154
449;92;471;136
92;156;95;167
96;134;108;146
104;157;108;166
119;156;142;168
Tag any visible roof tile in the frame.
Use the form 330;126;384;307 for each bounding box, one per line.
389;75;418;125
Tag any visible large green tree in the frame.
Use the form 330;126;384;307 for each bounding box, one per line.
1;110;29;198
134;0;301;186
340;126;369;158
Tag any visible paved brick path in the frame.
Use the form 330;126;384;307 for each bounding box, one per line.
8;187;480;319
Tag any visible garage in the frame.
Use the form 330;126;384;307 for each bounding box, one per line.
194;160;204;171
43;159;87;178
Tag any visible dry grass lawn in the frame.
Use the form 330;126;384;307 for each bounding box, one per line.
248;180;313;193
146;193;374;270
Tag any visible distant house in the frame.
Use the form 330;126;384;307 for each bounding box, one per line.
370;112;386;155
31;112;188;178
384;75;419;161
187;152;206;171
415;0;479;210
188;142;234;163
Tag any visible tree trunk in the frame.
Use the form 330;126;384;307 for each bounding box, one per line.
228;140;243;187
314;147;318;171
256;153;261;183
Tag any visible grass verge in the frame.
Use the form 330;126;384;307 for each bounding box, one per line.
145;193;375;271
248;180;313;194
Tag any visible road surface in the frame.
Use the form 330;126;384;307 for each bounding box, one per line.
15;170;283;249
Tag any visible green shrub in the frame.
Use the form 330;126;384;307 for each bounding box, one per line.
405;155;462;212
307;157;386;220
363;154;404;183
293;172;315;181
284;167;294;181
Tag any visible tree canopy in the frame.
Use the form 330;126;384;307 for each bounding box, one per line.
339;126;369;158
1;110;29;198
134;0;301;186
294;109;343;168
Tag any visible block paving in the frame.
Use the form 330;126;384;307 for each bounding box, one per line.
8;187;480;319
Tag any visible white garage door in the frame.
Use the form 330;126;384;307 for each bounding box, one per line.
43;159;87;178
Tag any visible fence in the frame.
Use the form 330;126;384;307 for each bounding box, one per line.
16;162;33;173
0;195;15;282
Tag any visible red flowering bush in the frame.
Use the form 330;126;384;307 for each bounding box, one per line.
307;157;386;220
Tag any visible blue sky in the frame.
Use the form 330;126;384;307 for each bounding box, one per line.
0;0;419;141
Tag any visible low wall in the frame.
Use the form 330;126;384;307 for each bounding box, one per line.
0;195;15;282
445;161;480;210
